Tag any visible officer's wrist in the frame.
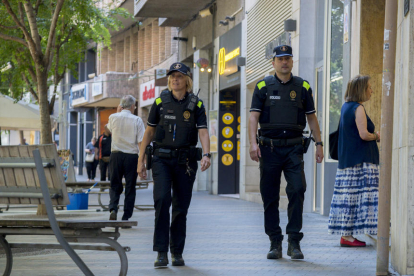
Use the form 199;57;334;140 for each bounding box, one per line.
315;141;324;147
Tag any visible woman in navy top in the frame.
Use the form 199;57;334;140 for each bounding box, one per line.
328;75;380;247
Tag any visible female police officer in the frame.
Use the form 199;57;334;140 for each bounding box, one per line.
138;62;211;267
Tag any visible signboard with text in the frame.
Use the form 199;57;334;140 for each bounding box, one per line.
70;83;88;107
219;23;242;90
140;79;160;107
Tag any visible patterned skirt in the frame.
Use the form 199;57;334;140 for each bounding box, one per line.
328;163;379;236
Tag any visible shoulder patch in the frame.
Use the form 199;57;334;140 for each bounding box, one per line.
197;100;202;108
155;98;162;105
303;81;310;91
257;81;266;90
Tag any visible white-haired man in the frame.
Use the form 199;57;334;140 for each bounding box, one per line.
107;95;145;224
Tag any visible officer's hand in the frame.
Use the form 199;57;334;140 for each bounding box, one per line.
137;160;147;179
315;146;324;163
200;156;211;172
249;143;261;162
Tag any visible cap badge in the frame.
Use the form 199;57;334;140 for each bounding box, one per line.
290;91;296;99
174;63;182;69
183;111;191;120
281;46;288;52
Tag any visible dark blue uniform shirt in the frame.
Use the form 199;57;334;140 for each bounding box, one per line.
250;74;316;139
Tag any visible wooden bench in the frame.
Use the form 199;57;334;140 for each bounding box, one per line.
65;180;154;211
0;145;136;276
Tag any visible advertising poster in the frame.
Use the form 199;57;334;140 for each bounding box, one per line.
209;110;218;153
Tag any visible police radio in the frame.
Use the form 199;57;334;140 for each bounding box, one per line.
187;89;200;112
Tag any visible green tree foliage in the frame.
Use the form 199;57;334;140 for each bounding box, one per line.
0;0;131;143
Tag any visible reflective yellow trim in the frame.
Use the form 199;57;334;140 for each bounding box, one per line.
257;81;266;90
155;98;162;105
303;81;310;91
197;101;202;108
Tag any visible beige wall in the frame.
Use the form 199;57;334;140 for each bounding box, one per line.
177;0;244;61
391;1;414;274
359;0;385;129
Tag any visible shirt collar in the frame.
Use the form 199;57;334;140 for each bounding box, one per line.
171;91;189;103
121;110;132;114
274;73;293;84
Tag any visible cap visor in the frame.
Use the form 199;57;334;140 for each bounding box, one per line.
274;53;293;57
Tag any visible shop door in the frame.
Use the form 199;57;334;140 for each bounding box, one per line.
218;88;240;194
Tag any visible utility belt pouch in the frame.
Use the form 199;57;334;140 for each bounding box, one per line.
145;145;153;169
178;148;189;165
303;137;311;154
188;147;202;161
196;147;202;161
158;148;171;159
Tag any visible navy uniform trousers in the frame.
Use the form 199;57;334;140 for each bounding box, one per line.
152;155;198;254
259;143;306;242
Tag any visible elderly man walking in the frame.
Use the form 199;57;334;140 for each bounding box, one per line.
107;95;145;223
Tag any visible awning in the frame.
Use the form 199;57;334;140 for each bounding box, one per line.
0;95;42;130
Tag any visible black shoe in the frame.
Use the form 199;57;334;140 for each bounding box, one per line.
267;240;282;259
109;210;117;221
287;240;304;259
154;252;169;267
171;253;185;266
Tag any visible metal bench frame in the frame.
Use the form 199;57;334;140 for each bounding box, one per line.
0;147;137;276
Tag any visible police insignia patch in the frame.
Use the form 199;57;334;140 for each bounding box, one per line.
281;46;288;51
174;64;182;69
290;91;296;99
183;111;190;119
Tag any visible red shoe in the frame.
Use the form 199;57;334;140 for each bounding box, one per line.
340;237;366;247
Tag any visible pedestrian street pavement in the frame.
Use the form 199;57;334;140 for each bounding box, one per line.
3;179;385;276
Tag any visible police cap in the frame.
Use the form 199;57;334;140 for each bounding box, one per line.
273;45;293;58
167;62;191;76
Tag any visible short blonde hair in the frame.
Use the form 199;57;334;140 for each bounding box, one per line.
167;75;193;92
344;75;371;102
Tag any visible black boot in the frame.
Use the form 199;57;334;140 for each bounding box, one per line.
267;240;282;259
154;252;169;267
171;253;185;266
287;239;304;259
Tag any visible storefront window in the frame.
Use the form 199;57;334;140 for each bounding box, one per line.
329;0;344;136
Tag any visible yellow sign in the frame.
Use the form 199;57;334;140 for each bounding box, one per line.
219;48;226;75
222;113;234;124
222;127;234;138
237;141;240;160
237;116;240;123
237;125;240;132
222;140;234;152
225;47;240;62
218;47;240;75
210;135;217;152
222;154;234;166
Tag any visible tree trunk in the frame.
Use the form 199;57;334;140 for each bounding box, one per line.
38;72;53;144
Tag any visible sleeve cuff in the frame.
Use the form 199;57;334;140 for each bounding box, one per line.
147;122;157;126
197;125;208;129
250;108;261;112
305;110;316;114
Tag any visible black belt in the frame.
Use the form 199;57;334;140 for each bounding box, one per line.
153;148;182;158
258;136;303;147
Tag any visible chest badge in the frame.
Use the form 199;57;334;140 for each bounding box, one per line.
290;91;297;99
183;111;191;120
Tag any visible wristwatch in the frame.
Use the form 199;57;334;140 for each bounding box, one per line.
315;141;324;147
203;153;211;158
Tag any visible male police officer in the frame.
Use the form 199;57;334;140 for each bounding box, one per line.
249;45;324;260
138;62;211;267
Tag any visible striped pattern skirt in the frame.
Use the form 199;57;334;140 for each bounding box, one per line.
328;163;379;236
